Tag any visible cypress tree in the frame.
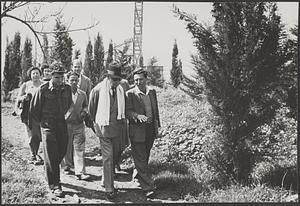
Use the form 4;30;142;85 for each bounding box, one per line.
106;40;114;68
83;39;93;78
21;37;33;83
170;40;183;88
10;32;22;88
2;38;13;99
93;33;105;85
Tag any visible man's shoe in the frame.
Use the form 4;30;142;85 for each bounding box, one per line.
63;168;73;175
34;155;44;165
145;190;155;198
76;174;90;181
105;191;116;200
52;188;64;198
29;156;37;164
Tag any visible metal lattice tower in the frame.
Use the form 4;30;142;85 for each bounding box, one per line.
133;2;143;66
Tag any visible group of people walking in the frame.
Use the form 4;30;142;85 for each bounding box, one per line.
14;59;160;200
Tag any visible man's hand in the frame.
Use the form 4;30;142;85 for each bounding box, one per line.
136;114;148;123
80;111;88;120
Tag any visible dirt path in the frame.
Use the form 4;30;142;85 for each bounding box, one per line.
1;102;183;204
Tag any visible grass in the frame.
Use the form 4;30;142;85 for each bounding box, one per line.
1;138;50;204
148;155;295;202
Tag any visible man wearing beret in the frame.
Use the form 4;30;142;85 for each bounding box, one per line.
125;67;160;198
30;61;72;197
88;62;126;199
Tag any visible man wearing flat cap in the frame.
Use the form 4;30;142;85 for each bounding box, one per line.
88;62;126;199
30;61;72;197
126;67;160;198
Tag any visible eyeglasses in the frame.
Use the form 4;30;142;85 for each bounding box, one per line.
74;66;81;68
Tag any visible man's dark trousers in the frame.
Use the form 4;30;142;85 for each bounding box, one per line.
41;119;68;189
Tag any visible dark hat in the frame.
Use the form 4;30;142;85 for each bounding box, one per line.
107;62;123;79
50;61;66;74
27;66;42;78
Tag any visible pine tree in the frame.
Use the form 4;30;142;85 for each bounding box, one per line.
170;40;183;88
10;32;22;88
106;40;114;68
174;2;290;183
20;37;33;83
42;34;50;64
51;15;73;71
2;38;13;99
83;39;93;78
93;33;105;85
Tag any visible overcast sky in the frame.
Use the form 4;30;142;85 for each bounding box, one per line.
1;2;298;81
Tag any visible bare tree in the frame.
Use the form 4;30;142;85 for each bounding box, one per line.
1;1;99;58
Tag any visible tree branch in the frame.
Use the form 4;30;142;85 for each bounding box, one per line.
35;20;100;34
2;14;45;58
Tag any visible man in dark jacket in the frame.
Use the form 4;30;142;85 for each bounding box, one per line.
126;67;160;198
30;61;72;197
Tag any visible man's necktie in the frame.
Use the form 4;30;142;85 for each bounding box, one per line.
112;87;116;98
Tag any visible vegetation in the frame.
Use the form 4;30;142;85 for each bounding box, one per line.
42;34;50;64
106;40;114;68
93;33;106;85
20;37;33;83
51;15;73;71
147;57;165;88
2;32;21;100
1;138;50;204
170;40;183;88
173;2;296;183
83;39;93;78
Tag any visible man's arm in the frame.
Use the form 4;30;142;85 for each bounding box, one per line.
86;77;92;99
88;87;99;122
29;88;42;123
153;90;161;127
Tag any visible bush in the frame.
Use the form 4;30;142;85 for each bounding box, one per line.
251;106;297;190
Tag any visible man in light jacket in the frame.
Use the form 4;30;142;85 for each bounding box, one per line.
61;71;90;181
88;62;126;200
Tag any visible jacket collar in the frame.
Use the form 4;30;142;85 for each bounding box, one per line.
49;80;65;91
135;85;150;95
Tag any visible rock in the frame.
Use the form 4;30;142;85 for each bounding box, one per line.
73;194;81;203
285;194;298;202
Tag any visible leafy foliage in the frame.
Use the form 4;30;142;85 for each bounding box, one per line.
173;2;292;183
20;37;33;83
51;15;73;71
